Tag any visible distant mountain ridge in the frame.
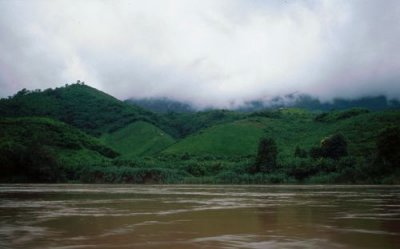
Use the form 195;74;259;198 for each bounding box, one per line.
125;97;195;113
127;94;400;113
239;94;400;112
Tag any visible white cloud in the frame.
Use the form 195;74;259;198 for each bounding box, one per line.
0;0;399;107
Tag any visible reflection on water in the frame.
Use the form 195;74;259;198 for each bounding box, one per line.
0;185;399;249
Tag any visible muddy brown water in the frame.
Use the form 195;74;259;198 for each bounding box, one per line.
0;184;399;249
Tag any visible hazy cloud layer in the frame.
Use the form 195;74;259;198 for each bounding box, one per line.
0;0;399;108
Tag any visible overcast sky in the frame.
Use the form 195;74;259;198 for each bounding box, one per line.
1;0;400;108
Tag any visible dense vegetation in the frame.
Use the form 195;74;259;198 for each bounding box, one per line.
0;117;118;182
1;83;399;184
100;121;175;158
0;82;167;136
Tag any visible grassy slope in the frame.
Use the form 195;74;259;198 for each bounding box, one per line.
160;110;246;138
101;121;175;158
163;119;265;156
162;109;400;161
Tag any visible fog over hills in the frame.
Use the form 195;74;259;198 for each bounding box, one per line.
1;0;400;108
127;94;400;113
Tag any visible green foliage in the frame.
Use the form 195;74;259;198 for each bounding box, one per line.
1;84;400;184
163;120;265;156
319;133;348;160
309;146;322;159
286;158;319;181
282;156;365;183
78;166;188;184
162;108;321;159
183;163;207;177
0;117;118;182
376;127;400;172
101;121;175;158
294;146;308;158
0;140;65;182
162;109;245;138
314;108;370;122
252;137;278;173
248;110;282;119
0;83;166;136
307;133;348;160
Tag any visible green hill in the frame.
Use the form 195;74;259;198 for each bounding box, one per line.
163;120;265;156
0;82;163;136
162;109;400;161
0;117;118;182
1;84;399;184
0;84;247;142
101;121;175;158
161;109;245;138
162;109;321;158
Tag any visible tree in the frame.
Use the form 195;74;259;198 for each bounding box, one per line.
252;137;278;173
376;127;400;170
14;88;29;97
320;133;348;160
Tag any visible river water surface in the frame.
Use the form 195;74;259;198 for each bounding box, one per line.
0;184;399;249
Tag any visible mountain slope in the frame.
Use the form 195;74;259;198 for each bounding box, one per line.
161;110;246;138
162;109;400;160
101;121;175;158
0;117;118;182
162;120;265;156
0;83;162;136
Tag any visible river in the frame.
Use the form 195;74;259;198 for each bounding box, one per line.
0;184;399;248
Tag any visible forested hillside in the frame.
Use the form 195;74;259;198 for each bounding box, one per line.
0;82;163;136
1;83;399;184
0;117;118;182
